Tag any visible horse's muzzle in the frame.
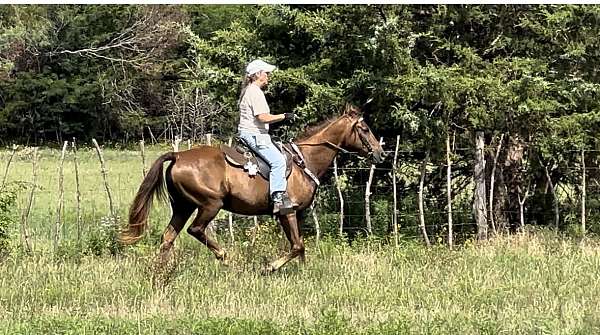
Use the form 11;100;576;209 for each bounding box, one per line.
372;150;387;164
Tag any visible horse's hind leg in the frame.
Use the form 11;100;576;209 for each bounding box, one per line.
186;202;227;262
158;201;195;265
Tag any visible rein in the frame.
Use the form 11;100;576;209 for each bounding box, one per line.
295;117;374;157
295;140;354;154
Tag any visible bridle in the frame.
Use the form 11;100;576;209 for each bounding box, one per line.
355;118;375;157
296;117;375;157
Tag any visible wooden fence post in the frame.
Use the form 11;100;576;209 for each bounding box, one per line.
581;148;586;235
1;144;17;190
140;140;147;177
92;139;115;218
205;133;214;237
54;141;68;251
517;182;534;231
72;139;82;243
474;131;487;240
310;193;321;245
489;134;504;235
446;131;453;249
251;216;259;246
418;151;431;247
333;157;344;236
20;147;37;253
227;137;234;244
172;135;181;152
392;135;400;247
365;137;383;235
147;126;157;145
544;164;559;229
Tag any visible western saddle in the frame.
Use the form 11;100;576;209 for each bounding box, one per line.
219;138;295;180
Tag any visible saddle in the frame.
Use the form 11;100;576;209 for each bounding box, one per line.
220;138;294;180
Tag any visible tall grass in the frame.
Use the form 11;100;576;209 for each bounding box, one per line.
1;233;600;334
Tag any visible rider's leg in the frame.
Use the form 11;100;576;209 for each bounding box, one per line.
238;133;295;213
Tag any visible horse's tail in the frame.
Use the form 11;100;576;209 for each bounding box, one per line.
120;152;176;245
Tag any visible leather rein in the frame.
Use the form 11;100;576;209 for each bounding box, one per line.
295;117;375;157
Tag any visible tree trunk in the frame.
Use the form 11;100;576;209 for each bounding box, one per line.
496;134;525;233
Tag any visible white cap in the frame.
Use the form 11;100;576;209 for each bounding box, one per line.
246;59;276;76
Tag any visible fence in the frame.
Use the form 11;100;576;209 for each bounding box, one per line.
1;135;598;253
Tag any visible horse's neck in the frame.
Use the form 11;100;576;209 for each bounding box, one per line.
296;119;347;178
298;144;338;179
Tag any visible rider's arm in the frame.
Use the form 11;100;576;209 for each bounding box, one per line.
246;85;286;124
256;114;285;124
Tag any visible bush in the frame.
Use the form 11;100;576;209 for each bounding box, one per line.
84;215;123;256
0;182;24;255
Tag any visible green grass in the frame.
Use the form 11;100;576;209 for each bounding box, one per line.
2;146;600;334
2;233;600;334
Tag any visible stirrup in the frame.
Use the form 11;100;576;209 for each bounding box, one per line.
272;193;298;215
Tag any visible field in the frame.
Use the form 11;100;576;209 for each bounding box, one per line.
1;146;600;334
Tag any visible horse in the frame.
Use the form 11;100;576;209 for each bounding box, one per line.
120;103;386;272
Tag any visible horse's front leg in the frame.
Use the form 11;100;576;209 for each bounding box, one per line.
265;212;305;272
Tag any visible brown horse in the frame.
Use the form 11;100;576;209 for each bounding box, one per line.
120;103;386;272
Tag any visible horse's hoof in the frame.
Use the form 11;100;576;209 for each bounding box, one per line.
260;264;276;275
215;250;228;262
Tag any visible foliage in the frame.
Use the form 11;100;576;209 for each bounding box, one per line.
2;4;600;232
0;182;24;255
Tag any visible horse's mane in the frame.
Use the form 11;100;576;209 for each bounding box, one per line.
296;116;338;142
295;104;361;142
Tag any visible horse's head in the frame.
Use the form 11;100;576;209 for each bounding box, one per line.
340;103;387;164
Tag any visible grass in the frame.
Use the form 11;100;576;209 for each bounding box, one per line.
2;146;600;334
1;233;600;334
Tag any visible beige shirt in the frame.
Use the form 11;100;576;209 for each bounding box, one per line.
238;84;270;134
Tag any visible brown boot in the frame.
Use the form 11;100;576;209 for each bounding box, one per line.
272;191;297;215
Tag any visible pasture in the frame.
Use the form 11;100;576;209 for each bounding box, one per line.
1;146;600;334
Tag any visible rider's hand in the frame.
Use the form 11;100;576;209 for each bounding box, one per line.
284;113;295;121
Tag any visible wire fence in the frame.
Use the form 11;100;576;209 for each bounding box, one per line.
1;136;599;252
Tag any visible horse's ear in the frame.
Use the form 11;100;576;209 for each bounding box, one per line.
343;102;353;114
359;98;373;112
343;102;361;117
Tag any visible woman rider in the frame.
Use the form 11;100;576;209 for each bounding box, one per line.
237;59;296;215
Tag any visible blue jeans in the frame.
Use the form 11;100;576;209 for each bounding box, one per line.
239;132;287;195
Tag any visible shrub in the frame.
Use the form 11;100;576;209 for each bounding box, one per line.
0;182;25;255
84;215;123;256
